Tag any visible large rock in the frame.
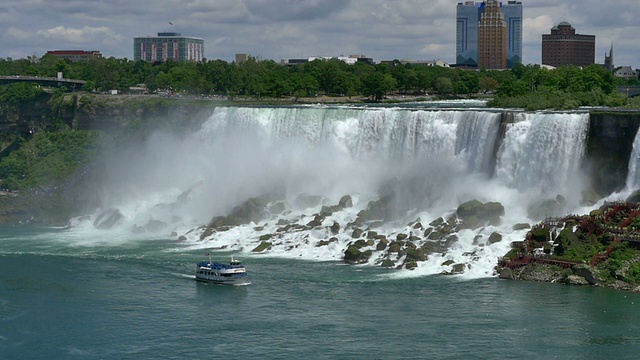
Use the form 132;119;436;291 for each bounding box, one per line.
456;200;483;218
357;195;393;223
338;195;353;208
572;264;599;285
488;232;502;244
456;200;504;229
344;245;372;264
252;241;272;253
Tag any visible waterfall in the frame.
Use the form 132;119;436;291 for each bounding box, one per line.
495;112;589;195
626;128;640;190
77;106;594;278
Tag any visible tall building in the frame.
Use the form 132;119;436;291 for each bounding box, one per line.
456;1;522;69
478;1;507;69
501;1;523;68
133;32;204;62
541;22;595;68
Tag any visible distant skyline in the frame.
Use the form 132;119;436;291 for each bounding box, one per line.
1;0;638;69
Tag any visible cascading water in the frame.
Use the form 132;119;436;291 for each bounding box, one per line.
69;106;594;278
626;127;640;190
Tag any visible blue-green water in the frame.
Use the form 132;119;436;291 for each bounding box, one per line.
2;226;640;359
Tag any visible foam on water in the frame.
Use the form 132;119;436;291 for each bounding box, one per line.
59;106;597;279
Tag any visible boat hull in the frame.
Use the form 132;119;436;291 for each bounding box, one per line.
195;273;251;286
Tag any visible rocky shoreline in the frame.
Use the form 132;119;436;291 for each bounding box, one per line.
496;196;640;292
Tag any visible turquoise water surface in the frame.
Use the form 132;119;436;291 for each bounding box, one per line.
2;226;640;359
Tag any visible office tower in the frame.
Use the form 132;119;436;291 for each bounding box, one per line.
134;32;204;62
456;1;522;69
541;22;595;68
478;0;507;69
501;1;523;68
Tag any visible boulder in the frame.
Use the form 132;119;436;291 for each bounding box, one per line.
456;200;504;228
456;200;484;218
252;241;272;253
199;227;214;240
317;237;338;247
512;223;531;231
338;195;353;209
306;214;324;228
565;275;590;285
351;228;364;238
376;239;389;250
488;232;502;244
405;248;427;262
344;245;372;264
380;258;395;268
330;221;340;235
572;264;599;285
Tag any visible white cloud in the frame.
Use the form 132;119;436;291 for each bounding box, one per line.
5;27;30;41
36;26;123;45
0;0;638;68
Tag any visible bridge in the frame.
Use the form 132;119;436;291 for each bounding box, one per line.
617;85;640;98
0;75;85;91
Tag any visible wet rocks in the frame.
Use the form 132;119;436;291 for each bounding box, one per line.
456;200;505;230
252;241;272;253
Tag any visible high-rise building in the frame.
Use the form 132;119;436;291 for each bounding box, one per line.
456;1;522;69
133;32;204;62
501;1;523;68
541;22;595;68
478;1;507;69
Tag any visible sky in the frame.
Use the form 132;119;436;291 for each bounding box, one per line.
1;0;638;69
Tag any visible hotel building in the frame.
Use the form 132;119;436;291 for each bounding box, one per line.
541;22;595;68
456;1;522;69
133;32;204;62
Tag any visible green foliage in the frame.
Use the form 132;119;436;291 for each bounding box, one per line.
0;82;45;106
0;54;630;107
490;64;627;109
0;129;100;190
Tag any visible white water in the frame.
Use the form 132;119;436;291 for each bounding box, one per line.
627;129;640;190
63;106;596;279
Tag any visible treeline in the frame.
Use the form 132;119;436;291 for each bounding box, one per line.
1;55;638;106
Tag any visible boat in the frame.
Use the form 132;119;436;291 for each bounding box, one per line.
195;255;251;286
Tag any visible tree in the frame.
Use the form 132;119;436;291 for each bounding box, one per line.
479;77;499;94
434;77;453;94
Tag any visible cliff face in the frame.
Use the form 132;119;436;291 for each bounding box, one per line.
0;94;216;140
71;95;216;135
585;111;640;195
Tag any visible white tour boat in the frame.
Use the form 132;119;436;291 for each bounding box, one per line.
195;255;251;286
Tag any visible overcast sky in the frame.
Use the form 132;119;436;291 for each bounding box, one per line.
1;0;638;69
